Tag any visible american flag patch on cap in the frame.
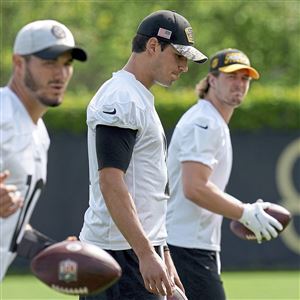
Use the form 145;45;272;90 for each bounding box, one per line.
157;27;172;40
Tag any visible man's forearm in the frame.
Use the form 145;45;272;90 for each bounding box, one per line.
188;181;244;220
99;169;155;259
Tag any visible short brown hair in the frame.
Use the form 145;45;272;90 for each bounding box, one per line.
132;34;169;53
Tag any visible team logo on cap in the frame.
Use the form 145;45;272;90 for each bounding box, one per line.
224;52;250;66
211;58;219;69
185;27;194;43
51;25;66;39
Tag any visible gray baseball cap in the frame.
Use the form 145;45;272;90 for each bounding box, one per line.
13;20;87;61
137;10;207;64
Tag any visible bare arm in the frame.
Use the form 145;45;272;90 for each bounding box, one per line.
182;161;283;242
99;168;174;296
163;248;184;293
181;161;244;220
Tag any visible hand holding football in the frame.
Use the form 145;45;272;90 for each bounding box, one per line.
230;203;292;241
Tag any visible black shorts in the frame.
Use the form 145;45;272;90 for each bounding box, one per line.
79;246;164;300
168;244;226;300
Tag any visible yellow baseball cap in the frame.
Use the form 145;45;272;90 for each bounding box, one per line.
209;48;259;79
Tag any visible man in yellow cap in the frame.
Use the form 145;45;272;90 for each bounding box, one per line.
166;48;282;300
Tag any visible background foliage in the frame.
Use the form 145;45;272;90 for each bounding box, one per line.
43;85;300;132
1;0;299;132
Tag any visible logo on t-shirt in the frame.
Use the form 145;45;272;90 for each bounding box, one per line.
195;124;208;130
103;108;116;115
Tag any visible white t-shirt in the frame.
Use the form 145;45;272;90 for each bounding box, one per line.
166;100;232;252
0;87;49;280
80;70;168;250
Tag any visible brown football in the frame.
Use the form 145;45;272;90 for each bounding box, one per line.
230;203;292;241
167;286;188;300
30;240;122;295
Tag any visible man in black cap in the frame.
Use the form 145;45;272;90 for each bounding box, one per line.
0;19;87;280
166;48;282;300
79;10;207;300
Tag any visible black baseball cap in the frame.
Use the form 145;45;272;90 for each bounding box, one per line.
209;48;259;79
137;10;207;64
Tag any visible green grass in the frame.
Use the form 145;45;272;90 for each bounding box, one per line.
0;271;299;300
0;273;76;300
222;271;300;300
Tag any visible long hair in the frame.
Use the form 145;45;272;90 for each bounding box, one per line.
195;71;220;99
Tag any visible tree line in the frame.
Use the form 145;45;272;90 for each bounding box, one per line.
1;1;299;93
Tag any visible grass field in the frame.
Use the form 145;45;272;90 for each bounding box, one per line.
0;270;299;300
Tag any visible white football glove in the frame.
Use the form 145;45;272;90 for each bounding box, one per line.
239;199;283;243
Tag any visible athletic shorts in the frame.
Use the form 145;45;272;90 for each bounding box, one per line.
168;244;226;300
79;246;165;300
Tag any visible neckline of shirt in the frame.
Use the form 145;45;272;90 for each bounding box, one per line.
115;70;155;107
198;99;229;128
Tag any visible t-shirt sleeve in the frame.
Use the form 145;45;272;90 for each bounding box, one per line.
87;91;144;132
177;118;223;169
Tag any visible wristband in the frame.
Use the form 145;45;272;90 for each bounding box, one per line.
163;245;170;252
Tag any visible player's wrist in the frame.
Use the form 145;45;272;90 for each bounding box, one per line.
16;226;56;259
134;241;156;261
239;203;252;224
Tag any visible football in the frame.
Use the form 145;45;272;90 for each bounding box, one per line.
167;286;188;300
30;240;122;295
230;203;292;241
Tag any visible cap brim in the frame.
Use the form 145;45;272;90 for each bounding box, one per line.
33;45;87;61
219;64;260;79
171;44;207;64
